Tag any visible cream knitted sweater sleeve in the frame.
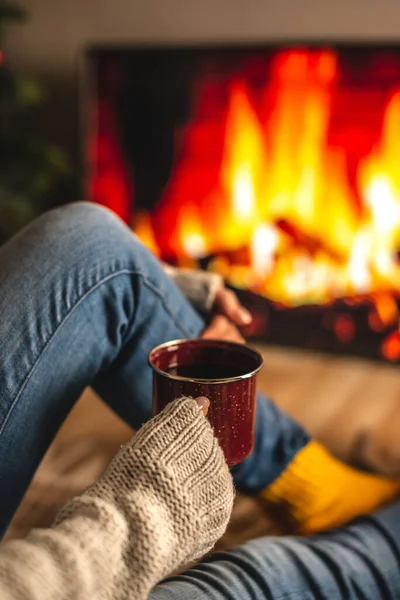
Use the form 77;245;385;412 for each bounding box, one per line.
0;398;234;600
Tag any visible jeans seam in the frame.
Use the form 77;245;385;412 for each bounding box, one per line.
0;268;193;439
141;278;193;340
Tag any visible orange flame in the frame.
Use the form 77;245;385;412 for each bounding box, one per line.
134;49;400;331
132;212;160;257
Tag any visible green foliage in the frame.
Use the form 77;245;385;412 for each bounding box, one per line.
0;2;76;244
0;66;45;107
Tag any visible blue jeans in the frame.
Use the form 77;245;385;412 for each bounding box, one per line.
1;202;399;599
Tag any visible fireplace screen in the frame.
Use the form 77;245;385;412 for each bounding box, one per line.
84;45;400;361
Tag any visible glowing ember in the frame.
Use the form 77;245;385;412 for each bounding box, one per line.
374;293;399;327
382;331;400;361
334;315;356;344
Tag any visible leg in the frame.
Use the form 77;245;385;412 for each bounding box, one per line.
0;202;202;535
150;498;400;599
0;203;305;535
3;202;393;543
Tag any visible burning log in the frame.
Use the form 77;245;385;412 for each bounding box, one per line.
232;286;400;363
275;219;344;263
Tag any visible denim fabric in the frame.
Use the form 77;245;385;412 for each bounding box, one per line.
0;202;203;535
2;202;396;599
151;502;400;599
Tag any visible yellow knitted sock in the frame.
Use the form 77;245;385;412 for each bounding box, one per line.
262;440;400;534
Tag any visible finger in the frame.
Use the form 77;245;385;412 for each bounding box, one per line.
201;315;230;338
229;329;246;344
195;396;210;416
201;315;245;343
216;289;252;326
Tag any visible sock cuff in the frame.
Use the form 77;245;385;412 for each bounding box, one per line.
262;440;400;533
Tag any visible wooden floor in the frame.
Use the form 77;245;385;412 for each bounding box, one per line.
6;345;400;546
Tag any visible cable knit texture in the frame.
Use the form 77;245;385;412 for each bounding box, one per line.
0;398;234;600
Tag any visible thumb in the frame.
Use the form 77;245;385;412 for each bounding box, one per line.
195;396;210;416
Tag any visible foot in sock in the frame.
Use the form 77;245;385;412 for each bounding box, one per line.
233;393;400;535
262;438;400;534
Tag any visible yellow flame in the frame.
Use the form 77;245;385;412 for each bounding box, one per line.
179;205;208;259
132;212;160;257
135;50;400;319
